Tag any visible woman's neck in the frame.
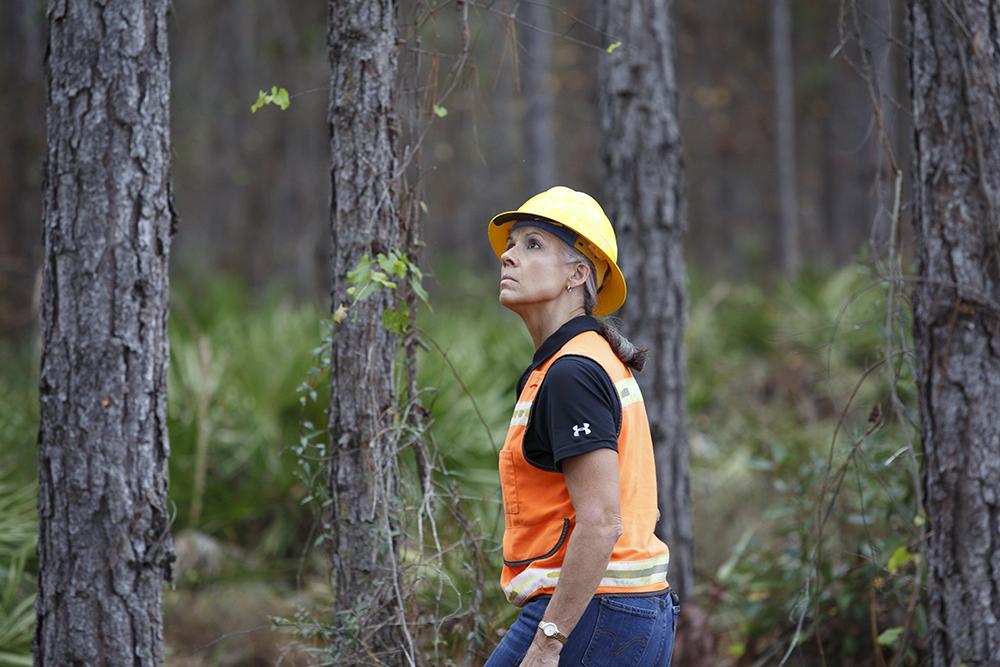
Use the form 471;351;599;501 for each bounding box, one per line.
519;302;588;349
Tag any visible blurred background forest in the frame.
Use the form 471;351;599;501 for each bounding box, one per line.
1;0;926;665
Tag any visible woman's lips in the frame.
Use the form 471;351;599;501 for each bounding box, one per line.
500;275;517;284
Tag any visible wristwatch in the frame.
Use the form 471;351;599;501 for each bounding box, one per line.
537;620;568;644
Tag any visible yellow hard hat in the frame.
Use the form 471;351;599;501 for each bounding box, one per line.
488;186;627;316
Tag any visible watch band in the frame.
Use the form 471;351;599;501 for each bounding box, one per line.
537;620;568;644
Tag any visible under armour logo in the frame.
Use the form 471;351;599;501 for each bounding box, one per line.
572;423;591;437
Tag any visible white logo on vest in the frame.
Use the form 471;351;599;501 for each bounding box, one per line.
572;423;591;437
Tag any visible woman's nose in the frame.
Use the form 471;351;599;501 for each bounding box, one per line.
501;247;516;265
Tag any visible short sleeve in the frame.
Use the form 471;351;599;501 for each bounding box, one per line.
523;356;621;471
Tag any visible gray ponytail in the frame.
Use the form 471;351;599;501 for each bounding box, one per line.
562;245;647;373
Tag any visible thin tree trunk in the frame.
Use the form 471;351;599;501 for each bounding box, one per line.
36;1;175;664
520;1;557;192
0;0;44;337
327;0;412;662
597;0;693;605
771;0;799;275
909;1;1000;664
828;0;898;265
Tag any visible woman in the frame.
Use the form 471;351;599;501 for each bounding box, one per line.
484;186;680;667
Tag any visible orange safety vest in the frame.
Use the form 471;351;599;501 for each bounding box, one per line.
499;330;670;606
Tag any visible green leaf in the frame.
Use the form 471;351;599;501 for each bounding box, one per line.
347;255;373;287
0;651;34;667
877;627;903;647
887;545;915;575
377;251;408;278
250;85;291;113
273;86;291;110
382;306;411;334
606;41;622;54
433;104;448;118
409;275;430;307
250;89;268;113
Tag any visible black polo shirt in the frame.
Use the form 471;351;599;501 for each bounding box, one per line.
516;316;622;472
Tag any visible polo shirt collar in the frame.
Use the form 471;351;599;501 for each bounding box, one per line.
517;315;603;393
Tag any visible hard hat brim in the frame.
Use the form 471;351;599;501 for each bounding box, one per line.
488;211;627;317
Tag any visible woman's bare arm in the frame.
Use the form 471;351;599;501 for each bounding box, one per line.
519;447;622;663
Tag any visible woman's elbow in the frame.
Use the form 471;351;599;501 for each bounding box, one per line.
578;511;623;540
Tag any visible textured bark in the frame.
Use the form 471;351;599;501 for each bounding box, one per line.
327;0;409;661
909;1;1000;664
520;1;557;193
36;0;175;664
597;0;693;603
771;0;799;275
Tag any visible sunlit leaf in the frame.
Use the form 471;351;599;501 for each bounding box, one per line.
877;627;903;647
887;545;915;574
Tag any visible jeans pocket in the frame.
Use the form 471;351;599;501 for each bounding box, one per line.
581;597;659;667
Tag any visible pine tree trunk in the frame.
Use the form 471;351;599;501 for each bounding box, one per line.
909;1;1000;664
520;1;557;193
326;0;410;662
35;1;175;664
771;0;799;275
597;0;693;604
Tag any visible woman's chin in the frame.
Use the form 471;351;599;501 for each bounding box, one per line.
498;290;523;312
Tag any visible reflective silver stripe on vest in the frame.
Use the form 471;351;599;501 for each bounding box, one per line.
503;553;669;607
509;401;533;427
615;376;643;407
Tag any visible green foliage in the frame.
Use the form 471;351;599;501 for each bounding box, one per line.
167;277;328;563
0;259;925;663
345;248;428;309
0;474;36;665
250;85;290;113
0;345;40;665
688;263;924;663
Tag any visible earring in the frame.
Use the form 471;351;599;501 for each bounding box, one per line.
567;285;573;292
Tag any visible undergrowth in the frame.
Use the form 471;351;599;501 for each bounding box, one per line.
0;259;924;664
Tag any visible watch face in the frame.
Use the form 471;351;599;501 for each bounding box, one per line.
542;624;556;637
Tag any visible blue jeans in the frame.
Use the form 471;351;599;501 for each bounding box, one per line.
484;590;680;667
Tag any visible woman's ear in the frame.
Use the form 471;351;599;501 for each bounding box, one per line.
568;262;591;290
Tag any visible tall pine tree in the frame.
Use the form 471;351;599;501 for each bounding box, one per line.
326;0;417;662
597;0;693;605
36;1;175;663
909;1;1000;663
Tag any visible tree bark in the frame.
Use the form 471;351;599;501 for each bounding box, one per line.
327;0;411;662
597;0;694;604
771;0;799;275
520;1;557;193
909;1;1000;664
35;1;175;664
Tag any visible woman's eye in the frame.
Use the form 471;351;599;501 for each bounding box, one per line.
528;239;541;249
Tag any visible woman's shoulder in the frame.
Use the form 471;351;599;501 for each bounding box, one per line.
557;331;628;377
